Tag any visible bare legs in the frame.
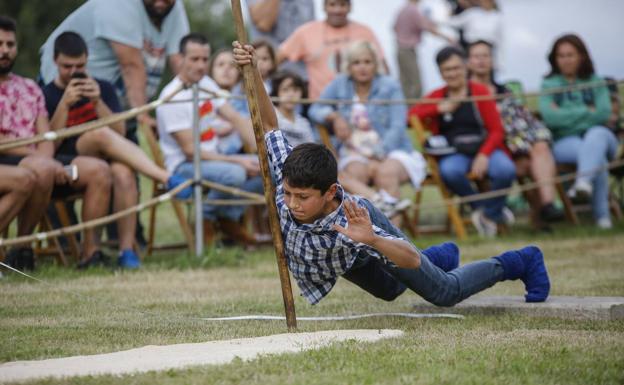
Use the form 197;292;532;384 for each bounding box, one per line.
110;162;138;252
76;126;170;184
0;166;35;233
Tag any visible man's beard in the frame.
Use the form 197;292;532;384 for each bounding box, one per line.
0;56;15;75
143;1;174;23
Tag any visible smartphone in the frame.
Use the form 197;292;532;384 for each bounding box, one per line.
71;72;88;80
63;164;79;182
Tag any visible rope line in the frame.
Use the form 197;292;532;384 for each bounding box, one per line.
1;157;621;249
0;261;463;322
1;79;619;151
0;85;183;152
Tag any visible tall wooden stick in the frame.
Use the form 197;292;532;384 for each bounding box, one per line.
230;0;297;330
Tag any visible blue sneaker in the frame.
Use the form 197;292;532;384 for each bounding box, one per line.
118;249;141;269
167;174;193;199
495;246;550;303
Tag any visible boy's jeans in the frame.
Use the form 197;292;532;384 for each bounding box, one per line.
342;199;505;306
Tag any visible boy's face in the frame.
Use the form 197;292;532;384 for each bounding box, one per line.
283;181;338;223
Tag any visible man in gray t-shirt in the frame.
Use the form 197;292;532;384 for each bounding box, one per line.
247;0;314;78
40;0;189;127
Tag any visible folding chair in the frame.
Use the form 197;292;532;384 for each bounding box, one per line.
138;123;195;256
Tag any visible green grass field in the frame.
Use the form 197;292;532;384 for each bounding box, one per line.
1;207;624;384
2;125;624;384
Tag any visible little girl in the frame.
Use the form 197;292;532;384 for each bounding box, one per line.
270;71;315;147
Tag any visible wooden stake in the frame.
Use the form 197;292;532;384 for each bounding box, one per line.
230;0;297;330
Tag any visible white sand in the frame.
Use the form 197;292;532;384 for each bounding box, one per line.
0;329;403;383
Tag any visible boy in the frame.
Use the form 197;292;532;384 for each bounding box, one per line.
233;41;550;306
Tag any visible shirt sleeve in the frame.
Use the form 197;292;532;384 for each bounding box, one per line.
31;83;48;119
264;130;293;186
93;0;144;49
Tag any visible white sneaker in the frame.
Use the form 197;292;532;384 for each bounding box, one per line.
501;207;516;225
597;217;613;229
568;179;593;204
471;209;497;238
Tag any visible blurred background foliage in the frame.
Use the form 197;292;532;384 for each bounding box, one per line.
0;0;237;79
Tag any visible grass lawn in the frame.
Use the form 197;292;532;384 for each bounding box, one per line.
1;215;624;384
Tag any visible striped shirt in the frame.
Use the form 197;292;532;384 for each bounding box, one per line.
265;130;399;304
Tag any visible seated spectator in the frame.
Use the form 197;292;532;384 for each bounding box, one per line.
156;33;264;246
0;16;89;270
270;70;316;147
246;0;315;78
42;31;191;268
539;34;617;229
309;41;425;219
278;0;388;100
208;48;247;154
409;46;516;237
229;39;279;117
253;39;278;92
467;40;564;224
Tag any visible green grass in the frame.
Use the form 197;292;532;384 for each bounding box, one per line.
1;221;624;384
1;131;623;384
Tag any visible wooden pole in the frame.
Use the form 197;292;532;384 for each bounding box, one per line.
230;0;297;330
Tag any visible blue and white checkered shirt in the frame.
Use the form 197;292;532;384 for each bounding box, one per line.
265;130;399;304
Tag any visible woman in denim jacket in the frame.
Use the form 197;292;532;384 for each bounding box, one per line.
309;41;425;219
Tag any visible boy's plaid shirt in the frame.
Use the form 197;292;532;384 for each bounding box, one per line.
265;130;399;304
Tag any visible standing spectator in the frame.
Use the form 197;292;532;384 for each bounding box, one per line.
0;16;92;270
42;32;191;268
270;71;316;147
246;0;315;78
39;0;190;247
446;0;502;65
467;40;564;225
39;0;189;125
539;34;616;229
278;0;388;100
309;41;424;219
409;46;516;237
394;0;454;99
156;33;264;246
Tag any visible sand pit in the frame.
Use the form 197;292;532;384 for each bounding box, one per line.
0;329;403;383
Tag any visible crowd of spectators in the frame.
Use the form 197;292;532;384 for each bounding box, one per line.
1;0;621;271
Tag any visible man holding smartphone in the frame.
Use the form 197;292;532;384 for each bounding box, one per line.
42;31;190;269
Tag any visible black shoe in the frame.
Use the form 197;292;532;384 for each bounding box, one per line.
77;251;112;270
4;247;35;271
540;203;565;223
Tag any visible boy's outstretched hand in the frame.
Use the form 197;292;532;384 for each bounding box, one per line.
333;199;376;246
232;41;256;67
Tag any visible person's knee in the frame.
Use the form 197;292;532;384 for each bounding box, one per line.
14;168;37;194
439;162;466;184
490;160;516;183
88;160;113;189
217;165;246;186
20;156;58;187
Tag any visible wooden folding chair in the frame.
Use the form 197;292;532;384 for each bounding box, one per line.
138;123;194;256
408;117;468;239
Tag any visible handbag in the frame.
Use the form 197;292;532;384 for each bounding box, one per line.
449;97;486;156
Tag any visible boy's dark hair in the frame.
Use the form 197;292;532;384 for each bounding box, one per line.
0;15;17;33
53;31;88;59
282;143;337;194
546;33;595;80
270;70;307;104
435;45;466;66
179;32;209;55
